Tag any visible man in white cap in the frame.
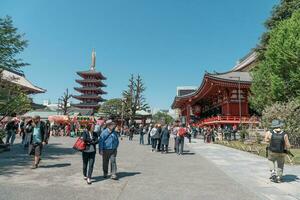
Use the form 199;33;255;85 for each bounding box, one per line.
99;120;119;180
264;119;291;183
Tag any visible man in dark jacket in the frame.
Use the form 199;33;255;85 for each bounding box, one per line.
5;118;19;146
28;115;49;169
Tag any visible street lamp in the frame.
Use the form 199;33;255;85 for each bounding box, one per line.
229;76;242;127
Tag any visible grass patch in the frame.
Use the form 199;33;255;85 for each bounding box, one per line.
215;140;300;165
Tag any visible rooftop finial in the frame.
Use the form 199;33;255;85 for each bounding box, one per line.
91;49;96;70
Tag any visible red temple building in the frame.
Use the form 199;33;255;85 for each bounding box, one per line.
171;52;259;128
72;50;107;111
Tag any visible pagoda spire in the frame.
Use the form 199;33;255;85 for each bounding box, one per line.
91;49;96;71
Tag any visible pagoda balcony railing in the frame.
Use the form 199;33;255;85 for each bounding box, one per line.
196;115;260;126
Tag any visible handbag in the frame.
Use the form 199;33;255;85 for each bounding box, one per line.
73;137;86;151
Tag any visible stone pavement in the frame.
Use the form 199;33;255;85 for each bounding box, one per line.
187;139;300;200
0;136;260;200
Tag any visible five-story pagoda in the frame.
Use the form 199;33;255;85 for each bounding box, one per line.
72;49;107;111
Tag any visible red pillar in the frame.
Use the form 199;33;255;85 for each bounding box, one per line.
186;104;191;125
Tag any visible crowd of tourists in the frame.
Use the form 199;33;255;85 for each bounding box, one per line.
123;121;192;155
1;114;292;184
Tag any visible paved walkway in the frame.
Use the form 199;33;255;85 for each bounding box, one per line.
187;139;300;200
0;136;260;200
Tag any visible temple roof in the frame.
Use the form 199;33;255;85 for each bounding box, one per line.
171;71;252;109
1;69;46;94
231;52;257;72
207;71;252;83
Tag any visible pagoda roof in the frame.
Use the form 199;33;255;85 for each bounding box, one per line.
73;95;105;101
74;87;107;94
71;103;100;108
171;71;252;109
1;69;46;94
75;79;107;87
77;70;107;80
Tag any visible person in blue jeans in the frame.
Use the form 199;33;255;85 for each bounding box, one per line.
99;120;119;180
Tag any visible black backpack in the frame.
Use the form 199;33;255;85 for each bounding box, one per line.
269;130;285;153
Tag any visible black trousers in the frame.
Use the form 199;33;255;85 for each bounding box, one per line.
82;152;96;178
151;138;158;149
161;144;168;152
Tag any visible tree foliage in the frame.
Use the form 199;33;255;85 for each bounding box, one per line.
0;16;28;71
122;74;149;123
250;10;300;113
262;99;300;146
257;0;300;57
0;74;31;122
99;98;123;118
152;112;174;125
58;88;72;115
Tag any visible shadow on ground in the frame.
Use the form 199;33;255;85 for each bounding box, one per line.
93;172;141;182
39;163;71;169
282;174;300;183
0;142;77;176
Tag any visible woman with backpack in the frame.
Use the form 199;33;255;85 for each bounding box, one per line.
177;124;187;155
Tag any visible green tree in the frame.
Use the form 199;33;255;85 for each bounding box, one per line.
122;74;149;123
99;98;124;118
262;99;300;146
0;79;31;122
250;10;300;113
152;112;174;125
0;16;28;71
257;0;300;57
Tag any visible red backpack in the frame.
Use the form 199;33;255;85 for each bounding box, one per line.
178;127;187;137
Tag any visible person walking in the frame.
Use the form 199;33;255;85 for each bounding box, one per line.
99;120;119;180
82;124;98;185
24;118;33;149
172;123;180;152
28;115;49;169
150;124;159;152
129;125;135;141
147;124;153;145
5;117;19;146
139;124;145;145
176;124;187;155
157;124;162;151
20;118;26;145
160;125;170;153
264;119;291;183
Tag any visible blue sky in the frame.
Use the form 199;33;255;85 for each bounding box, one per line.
1;0;278;109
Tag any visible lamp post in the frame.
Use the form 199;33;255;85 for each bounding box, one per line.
230;76;242;127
